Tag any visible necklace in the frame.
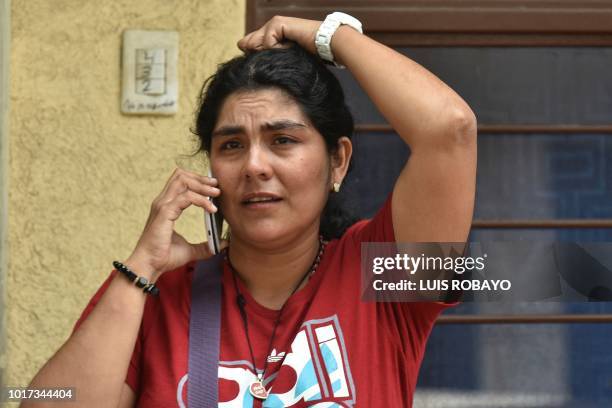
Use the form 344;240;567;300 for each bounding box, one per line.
225;236;326;401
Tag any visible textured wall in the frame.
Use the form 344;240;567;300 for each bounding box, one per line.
1;0;10;392
7;0;245;387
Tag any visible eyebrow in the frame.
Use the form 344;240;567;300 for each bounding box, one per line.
212;119;308;137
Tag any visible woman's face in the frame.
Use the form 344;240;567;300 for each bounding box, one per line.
210;88;333;245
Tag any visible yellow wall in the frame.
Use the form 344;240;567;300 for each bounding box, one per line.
6;0;245;388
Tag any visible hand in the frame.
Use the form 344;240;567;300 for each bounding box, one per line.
237;16;322;55
124;168;226;281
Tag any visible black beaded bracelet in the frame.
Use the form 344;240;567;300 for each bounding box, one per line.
112;261;160;296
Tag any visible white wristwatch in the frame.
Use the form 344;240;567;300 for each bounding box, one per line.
315;12;363;69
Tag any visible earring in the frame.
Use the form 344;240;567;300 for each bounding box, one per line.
333;182;341;193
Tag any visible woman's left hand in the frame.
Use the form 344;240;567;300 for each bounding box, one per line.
237;16;321;54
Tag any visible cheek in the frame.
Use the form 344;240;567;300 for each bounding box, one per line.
286;158;329;197
211;163;237;207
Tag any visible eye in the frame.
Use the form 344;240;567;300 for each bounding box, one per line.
273;136;296;145
220;140;242;150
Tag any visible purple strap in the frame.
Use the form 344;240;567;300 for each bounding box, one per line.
188;254;223;407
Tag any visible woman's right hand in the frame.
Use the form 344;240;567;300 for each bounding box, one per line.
123;168;223;281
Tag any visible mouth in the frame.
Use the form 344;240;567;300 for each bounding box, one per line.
241;193;283;207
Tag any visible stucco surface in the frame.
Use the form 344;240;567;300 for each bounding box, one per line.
7;0;245;388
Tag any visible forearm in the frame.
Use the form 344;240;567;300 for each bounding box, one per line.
331;26;476;148
22;261;151;408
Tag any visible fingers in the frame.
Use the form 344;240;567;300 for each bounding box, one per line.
155;168;220;210
131;168;224;276
238;16;321;54
238;31;265;51
148;168;220;227
156;167;205;202
262;25;282;48
180;189;218;213
237;31;257;51
166;175;220;207
238;16;289;52
152;189;216;225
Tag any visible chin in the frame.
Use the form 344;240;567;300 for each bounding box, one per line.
232;222;292;246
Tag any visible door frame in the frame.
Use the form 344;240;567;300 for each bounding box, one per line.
246;0;612;46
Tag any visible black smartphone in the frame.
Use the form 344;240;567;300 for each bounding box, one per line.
204;168;223;254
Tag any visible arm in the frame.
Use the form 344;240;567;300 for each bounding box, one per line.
331;26;477;243
22;263;148;408
239;16;477;243
22;168;221;408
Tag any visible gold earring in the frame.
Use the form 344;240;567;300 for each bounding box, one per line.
333;182;341;193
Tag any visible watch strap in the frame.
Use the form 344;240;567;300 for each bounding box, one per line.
315;12;363;68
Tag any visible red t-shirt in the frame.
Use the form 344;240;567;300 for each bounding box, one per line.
74;195;452;407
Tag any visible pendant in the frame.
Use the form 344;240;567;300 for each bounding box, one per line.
249;379;269;400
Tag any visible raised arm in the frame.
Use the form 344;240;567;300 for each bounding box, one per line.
331;25;477;243
239;16;477;243
22;169;221;408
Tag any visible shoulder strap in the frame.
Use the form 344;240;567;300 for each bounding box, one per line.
188;253;224;407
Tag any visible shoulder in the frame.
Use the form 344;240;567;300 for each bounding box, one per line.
321;194;394;269
335;193;395;249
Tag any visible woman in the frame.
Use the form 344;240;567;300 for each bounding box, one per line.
24;13;476;408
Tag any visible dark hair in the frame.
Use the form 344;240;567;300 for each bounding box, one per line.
192;44;358;240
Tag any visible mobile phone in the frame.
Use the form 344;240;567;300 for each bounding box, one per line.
204;168;223;254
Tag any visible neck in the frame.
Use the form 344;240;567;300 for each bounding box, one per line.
228;229;322;310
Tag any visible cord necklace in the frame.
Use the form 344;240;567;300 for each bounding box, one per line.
225;236;326;400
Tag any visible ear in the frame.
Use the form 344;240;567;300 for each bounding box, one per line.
329;136;353;188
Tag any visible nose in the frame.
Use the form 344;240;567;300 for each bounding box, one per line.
242;144;272;180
